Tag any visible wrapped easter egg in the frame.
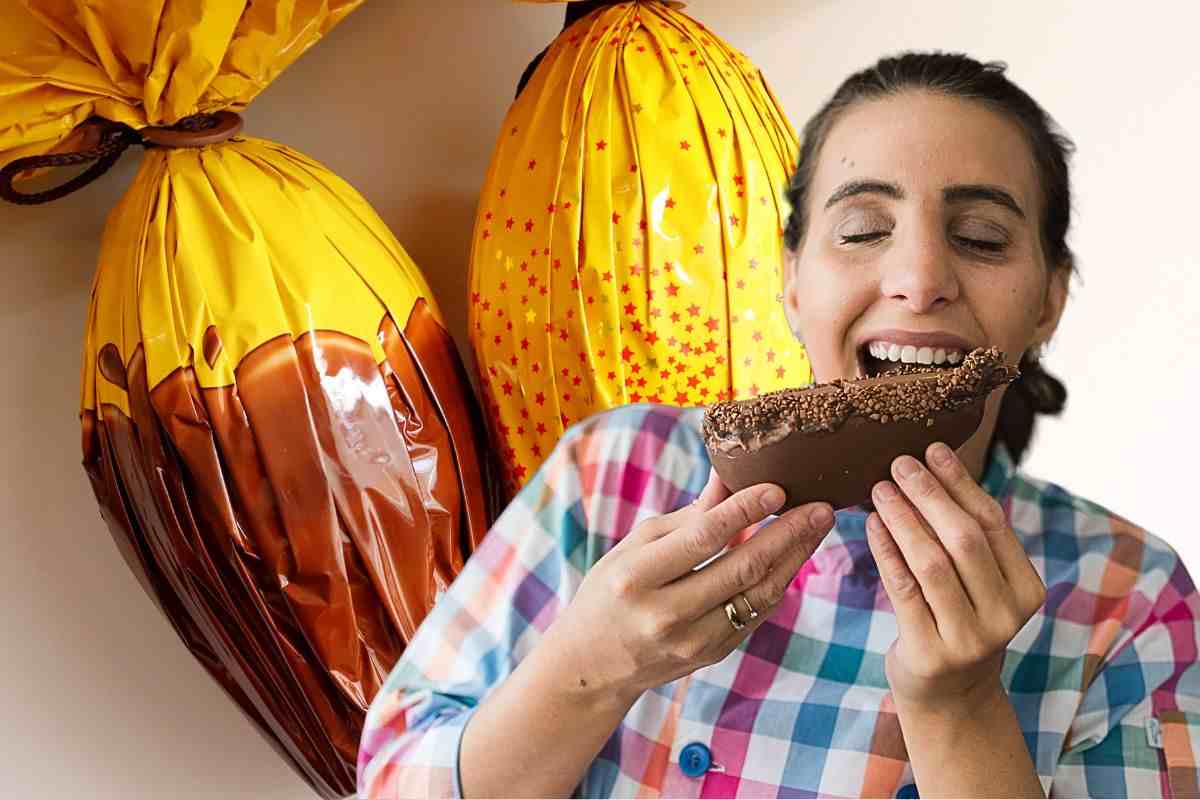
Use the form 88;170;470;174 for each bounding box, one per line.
471;0;807;498
1;3;499;797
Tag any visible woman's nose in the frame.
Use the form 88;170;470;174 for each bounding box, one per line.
877;230;960;312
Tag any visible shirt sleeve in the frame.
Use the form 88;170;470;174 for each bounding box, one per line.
1050;518;1200;799
355;405;705;799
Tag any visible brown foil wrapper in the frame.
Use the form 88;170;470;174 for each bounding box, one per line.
82;299;500;798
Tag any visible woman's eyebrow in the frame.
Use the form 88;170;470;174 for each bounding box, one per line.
944;184;1025;218
824;179;903;209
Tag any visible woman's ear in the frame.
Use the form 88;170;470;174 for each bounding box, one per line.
781;250;805;345
1032;262;1070;348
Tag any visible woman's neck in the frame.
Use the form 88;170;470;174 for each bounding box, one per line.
959;435;990;485
957;389;1007;487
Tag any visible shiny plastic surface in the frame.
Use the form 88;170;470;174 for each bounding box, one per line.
2;4;500;797
470;1;808;499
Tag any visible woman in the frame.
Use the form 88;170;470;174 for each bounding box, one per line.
357;53;1200;799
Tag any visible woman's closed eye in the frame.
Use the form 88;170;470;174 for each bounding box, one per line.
835;210;893;247
952;235;1006;253
839;231;888;245
951;219;1011;255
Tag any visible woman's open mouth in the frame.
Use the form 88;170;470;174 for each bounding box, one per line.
858;340;970;378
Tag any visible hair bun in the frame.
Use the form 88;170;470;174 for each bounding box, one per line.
1017;357;1066;415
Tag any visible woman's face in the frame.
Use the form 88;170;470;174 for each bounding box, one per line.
783;90;1068;466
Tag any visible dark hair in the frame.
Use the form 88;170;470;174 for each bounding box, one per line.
783;52;1075;465
516;1;620;99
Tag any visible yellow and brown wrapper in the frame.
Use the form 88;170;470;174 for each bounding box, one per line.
2;3;499;797
471;0;808;499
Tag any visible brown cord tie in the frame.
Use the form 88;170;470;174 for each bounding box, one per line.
0;110;242;205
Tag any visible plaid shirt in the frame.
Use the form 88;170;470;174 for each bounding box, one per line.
358;403;1200;799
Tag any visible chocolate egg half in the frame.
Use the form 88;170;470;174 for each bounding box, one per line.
702;347;1019;511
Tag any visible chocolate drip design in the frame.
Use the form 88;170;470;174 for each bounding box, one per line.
81;306;500;797
202;325;223;369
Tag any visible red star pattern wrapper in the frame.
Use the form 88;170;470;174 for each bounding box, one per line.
471;0;809;499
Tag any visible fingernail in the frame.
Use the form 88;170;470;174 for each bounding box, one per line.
930;442;954;467
809;505;833;528
895;456;921;479
759;485;784;511
874;481;898;500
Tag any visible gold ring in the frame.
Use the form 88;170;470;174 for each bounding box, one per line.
737;593;758;620
724;601;745;630
725;601;746;631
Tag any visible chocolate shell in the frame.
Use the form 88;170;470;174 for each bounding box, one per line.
702;347;1019;511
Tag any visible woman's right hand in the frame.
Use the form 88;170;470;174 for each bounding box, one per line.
543;468;836;705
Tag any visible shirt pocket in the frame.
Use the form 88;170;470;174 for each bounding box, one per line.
1151;710;1200;798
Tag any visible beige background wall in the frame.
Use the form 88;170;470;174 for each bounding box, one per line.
1;2;1197;798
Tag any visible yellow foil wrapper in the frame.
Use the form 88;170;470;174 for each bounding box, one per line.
470;0;808;497
2;3;499;797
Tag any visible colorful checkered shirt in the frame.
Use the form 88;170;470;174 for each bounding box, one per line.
357;403;1200;799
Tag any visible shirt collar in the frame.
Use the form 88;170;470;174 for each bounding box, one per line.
980;439;1017;500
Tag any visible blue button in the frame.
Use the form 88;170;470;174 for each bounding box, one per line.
679;742;712;778
896;783;920;798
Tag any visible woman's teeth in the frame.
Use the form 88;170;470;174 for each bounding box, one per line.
866;340;965;366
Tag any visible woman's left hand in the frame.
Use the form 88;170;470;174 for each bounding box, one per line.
865;441;1047;710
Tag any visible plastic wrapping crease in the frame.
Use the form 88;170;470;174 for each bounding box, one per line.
1;3;500;797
